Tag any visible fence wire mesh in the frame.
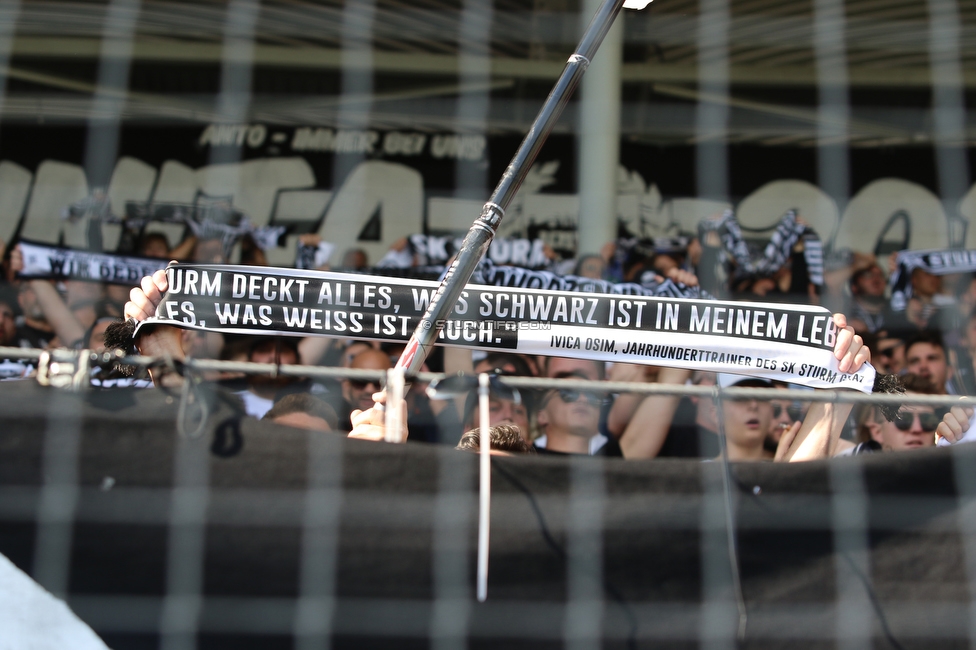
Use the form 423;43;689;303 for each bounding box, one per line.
2;0;975;647
1;346;975;648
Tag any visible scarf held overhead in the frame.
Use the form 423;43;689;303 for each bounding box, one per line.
17;240;167;284
699;210;824;286
889;249;976;311
136;263;875;392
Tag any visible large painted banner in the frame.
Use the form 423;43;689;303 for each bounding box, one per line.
0;122;971;269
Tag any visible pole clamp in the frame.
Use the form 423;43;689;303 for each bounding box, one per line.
479;202;506;231
569;53;591;68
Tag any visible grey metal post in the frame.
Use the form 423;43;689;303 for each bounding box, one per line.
391;0;629;377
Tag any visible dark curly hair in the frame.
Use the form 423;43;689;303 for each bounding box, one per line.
455;424;534;454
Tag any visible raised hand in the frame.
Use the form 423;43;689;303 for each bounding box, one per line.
936;405;975;444
124;267;171;322
832;313;871;374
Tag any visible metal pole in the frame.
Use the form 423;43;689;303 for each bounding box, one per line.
577;0;623;254
476;372;491;602
391;0;628;377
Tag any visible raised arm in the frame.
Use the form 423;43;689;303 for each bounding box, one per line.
124;268;186;386
780;313;871;462
28;280;86;348
606;363;657;437
618;366;692;459
10;245;86;347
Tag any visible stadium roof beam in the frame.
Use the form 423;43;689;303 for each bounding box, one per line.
10;36;976;89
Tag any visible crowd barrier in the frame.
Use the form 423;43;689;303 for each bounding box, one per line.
1;351;976;648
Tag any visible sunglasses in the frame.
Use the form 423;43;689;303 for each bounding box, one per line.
893;410;943;432
549;389;601;407
348;378;382;391
878;345;903;359
772;403;803;421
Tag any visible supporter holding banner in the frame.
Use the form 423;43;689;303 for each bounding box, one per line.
474;258;700;298
16;241;167;285
131;262;876;392
889;249;976;311
698;210;824;302
377;234;553;270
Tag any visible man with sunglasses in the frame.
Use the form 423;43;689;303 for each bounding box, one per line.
874;333;906;375
869;374;941;451
533;373;621;456
341;347;459;443
340;348;392;428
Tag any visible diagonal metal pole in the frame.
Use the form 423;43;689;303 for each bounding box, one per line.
391;0;637;377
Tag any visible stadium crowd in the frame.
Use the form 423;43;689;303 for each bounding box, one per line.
1;208;973;460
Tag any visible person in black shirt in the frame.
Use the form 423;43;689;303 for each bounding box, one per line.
532;377;621;457
656;370;721;459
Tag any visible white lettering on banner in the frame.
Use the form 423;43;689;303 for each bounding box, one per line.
413;288;434;311
242;305;258;325
283;307;307;328
607;301;650;329
438;321;495;344
689;305;788;340
137;264;878;394
232;275;244;299
430;134;486;161
215;303;240;325
928;250;976;268
373;314;412;337
488;238;549;268
654;303;678;331
283;307;365;334
382;132;427;156
427;237;449;260
476;291;587;322
291;127;380;154
796;315;830;346
198;124;267;148
201;272;220;297
17;242;167;285
406;235;549;268
163;300;196;325
166;268;222;297
528;295;552;320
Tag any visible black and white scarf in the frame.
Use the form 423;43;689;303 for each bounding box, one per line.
699;210;824;285
889;249;976;311
375;234;552;270
135;262;876;393
474;259;701;299
16;240;167;285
